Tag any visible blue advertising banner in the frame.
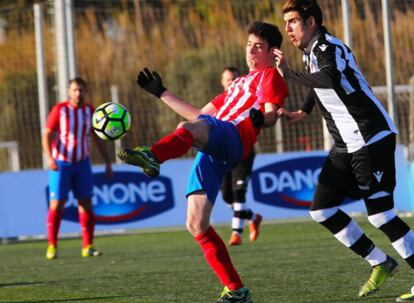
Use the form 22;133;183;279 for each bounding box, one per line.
0;147;412;238
251;155;356;209
47;172;175;224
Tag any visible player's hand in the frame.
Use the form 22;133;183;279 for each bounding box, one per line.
277;108;307;126
249;108;265;128
273;49;287;77
136;68;167;98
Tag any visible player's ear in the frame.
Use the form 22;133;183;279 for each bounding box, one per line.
306;15;316;28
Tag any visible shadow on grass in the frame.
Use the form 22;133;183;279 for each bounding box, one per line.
0;282;45;287
0;295;134;303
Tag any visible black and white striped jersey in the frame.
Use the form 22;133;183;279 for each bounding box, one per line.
283;27;398;153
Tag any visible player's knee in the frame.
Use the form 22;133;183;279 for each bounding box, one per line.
221;190;233;205
50;200;65;212
309;207;338;223
233;189;247;202
177;120;200;133
186;218;208;237
179;119;209;139
367;208;396;228
77;198;93;212
177;121;189;130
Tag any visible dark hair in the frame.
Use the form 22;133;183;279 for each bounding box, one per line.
247;21;283;49
223;66;241;79
282;0;323;26
69;77;88;90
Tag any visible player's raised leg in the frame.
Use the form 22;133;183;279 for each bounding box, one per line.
117;120;202;177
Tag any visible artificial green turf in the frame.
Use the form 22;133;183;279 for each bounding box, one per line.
0;217;413;303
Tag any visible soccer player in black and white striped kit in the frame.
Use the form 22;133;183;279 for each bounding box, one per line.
274;0;414;301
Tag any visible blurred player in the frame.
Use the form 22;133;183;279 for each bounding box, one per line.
118;21;288;303
42;77;112;259
219;67;262;246
275;0;414;301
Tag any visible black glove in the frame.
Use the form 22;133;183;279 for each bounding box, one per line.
136;67;167;98
249;108;265;128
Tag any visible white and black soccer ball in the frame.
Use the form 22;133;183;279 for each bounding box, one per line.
92;102;131;141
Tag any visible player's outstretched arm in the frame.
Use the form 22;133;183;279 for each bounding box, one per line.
137;68;201;121
160;91;202;120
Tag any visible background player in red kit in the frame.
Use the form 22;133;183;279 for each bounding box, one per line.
42;77;112;259
118;21;288;303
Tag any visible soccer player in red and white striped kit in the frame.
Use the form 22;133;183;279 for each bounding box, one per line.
118;21;288;303
42;77;112;259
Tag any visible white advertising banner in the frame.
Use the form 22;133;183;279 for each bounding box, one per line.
0;147;412;238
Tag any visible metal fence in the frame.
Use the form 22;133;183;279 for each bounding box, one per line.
0;0;413;171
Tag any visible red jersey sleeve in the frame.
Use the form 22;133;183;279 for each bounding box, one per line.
46;104;61;131
210;91;227;110
260;68;288;107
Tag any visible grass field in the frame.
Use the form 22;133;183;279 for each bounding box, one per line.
1;217;413;303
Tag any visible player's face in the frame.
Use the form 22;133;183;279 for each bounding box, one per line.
68;82;87;106
246;34;274;71
221;70;236;90
284;11;316;49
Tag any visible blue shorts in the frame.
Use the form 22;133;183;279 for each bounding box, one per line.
49;157;94;200
186;115;244;203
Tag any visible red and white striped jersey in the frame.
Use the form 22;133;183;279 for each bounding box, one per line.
46;100;95;163
211;67;288;158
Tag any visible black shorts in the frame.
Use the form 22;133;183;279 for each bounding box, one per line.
311;134;396;211
221;150;256;203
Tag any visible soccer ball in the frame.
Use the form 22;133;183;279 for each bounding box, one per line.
92;102;131;141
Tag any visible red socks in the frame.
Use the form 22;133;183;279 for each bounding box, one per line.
195;227;243;290
47;208;62;246
47;208;95;248
79;210;95;247
151;127;194;163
